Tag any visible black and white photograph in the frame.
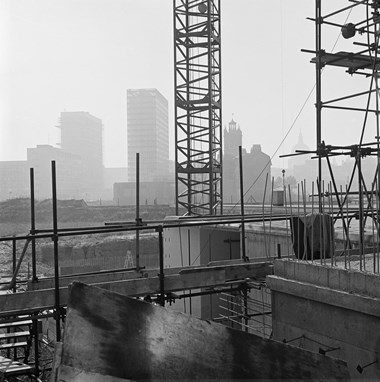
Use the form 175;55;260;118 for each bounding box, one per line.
0;1;379;380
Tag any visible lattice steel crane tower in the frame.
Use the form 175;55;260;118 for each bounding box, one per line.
174;0;222;216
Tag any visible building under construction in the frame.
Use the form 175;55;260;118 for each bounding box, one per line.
1;0;380;380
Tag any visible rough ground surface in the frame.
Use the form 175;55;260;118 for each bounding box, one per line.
0;198;176;279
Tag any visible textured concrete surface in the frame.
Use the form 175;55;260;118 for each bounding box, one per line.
268;259;380;380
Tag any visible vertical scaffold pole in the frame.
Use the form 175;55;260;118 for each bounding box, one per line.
136;153;140;270
12;238;16;293
30;168;37;283
239;146;247;261
157;225;165;306
239;146;248;332
30;169;40;377
357;153;364;270
316;0;323;213
51;161;61;342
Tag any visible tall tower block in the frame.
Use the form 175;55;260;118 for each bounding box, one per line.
59;111;103;196
127;89;169;182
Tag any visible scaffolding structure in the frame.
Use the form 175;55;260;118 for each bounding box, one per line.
174;0;222;216
281;0;380;270
0;160;277;380
214;284;272;339
7;2;380;380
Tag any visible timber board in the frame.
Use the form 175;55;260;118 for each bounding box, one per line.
0;356;34;377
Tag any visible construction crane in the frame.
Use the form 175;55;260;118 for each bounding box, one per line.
174;0;222;216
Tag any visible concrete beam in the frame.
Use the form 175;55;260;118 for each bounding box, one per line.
28;267;175;291
273;259;380;298
1;262;273;317
267;275;380;318
29;258;271;291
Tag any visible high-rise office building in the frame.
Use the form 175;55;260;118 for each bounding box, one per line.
127;89;169;182
58;111;104;198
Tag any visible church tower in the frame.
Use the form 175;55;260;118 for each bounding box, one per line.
224;118;242;158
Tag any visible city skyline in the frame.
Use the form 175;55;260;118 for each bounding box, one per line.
0;0;316;171
1;1;374;171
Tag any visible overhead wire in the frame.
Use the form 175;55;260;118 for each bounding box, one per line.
237;6;353;207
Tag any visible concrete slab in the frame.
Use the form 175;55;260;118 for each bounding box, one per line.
56;282;349;380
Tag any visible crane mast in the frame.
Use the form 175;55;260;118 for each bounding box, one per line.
174;0;222;216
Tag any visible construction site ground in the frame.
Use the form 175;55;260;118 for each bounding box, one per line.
0;198;175;279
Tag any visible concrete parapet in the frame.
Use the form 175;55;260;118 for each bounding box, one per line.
269;258;380;379
274;258;380;298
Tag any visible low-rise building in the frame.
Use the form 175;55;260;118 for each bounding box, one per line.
0;161;29;201
27;145;82;200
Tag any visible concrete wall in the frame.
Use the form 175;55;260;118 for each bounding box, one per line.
267;259;380;380
199;226;241;264
164;225;202;268
39;234;159;274
163;225;241;321
163;224;272;335
199;226;241;324
246;223;293;260
164;226;202;316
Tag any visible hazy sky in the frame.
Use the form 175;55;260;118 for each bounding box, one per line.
1;0;377;169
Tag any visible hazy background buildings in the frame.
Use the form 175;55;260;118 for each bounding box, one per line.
0;89;176;204
0;161;29;201
1;102;372;205
223;119;272;204
1;1;377;206
0;111;104;201
59;111;104;197
1;0;319;171
114;88;174;205
127;89;170;182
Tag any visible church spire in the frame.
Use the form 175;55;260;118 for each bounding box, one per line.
298;131;304;145
229;114;237;131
